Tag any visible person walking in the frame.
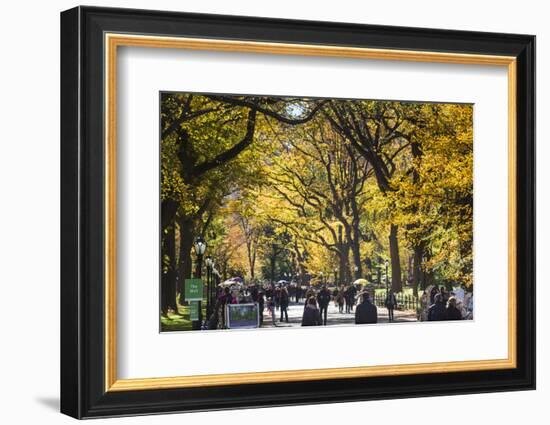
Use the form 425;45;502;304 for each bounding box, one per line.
343;286;351;313
266;297;276;325
385;291;397;322
336;286;345;313
295;285;302;303
317;285;331;325
348;285;357;312
355;292;378;324
445;296;462;320
265;284;274;301
440;286;449;304
427;293;447;321
301;297;322;326
274;286;281;311
419;290;429;321
257;290;265;326
429;286;439;305
279;286;289;323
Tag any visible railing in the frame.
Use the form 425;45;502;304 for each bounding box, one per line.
373;293;419;311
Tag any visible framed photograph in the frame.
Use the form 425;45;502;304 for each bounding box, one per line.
60;5;535;419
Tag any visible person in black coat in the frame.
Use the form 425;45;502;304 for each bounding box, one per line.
295;286;302;303
429;286;439;305
355;293;378;324
348;285;357;312
385;291;397;322
445;296;462;320
279;287;289;323
301;297;322;326
344;286;352;313
317;285;331;325
428;293;447;321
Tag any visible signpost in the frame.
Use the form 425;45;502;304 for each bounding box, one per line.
189;301;200;321
184;278;203;301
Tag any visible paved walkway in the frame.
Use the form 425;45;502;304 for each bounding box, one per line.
261;300;417;328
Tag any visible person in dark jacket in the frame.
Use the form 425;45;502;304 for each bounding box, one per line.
343;286;351;313
355;293;378;324
274;286;281;311
336;286;345;313
445;296;462;320
279;287;289;322
440;286;449;304
385;291;397;322
301;297;322;326
428;293;447;321
317;285;331;325
295;286;302;303
348;285;357;312
429;286;439;305
265;285;274;302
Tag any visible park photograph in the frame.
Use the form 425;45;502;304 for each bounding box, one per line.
159;92;474;332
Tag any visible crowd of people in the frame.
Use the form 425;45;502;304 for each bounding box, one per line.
419;285;474;321
206;283;378;329
205;281;473;330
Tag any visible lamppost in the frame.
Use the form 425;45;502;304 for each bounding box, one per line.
192;236;206;330
210;259;216;310
205;255;213;319
385;259;389;299
354;265;359;281
212;267;220;300
334;267;338;286
320;271;324;286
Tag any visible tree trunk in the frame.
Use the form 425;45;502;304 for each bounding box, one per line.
350;235;362;279
177;215;194;305
412;243;424;297
160;199;179;316
389;224;402;292
246;240;256;279
336;224;351;285
349;193;363;280
161;222;177;315
270;245;277;283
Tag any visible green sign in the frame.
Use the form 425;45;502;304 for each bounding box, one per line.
189;301;200;321
184;278;203;301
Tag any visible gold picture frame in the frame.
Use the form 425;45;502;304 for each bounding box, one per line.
61;6;535;419
104;33;517;392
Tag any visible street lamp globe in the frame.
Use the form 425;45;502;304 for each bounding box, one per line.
385;259;389;268
194;236;206;256
205;255;212;267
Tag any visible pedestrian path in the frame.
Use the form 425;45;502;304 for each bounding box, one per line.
262;301;417;328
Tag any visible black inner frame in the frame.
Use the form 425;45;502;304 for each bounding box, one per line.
60;6;535;419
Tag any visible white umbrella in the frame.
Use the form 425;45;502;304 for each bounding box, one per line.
219;279;243;287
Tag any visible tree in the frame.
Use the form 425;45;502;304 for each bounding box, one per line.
161;94;323;311
268;119;373;284
323;100;415;291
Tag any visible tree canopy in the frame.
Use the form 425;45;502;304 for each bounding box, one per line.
160;92;473;315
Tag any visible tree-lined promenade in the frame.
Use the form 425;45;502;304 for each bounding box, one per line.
160;93;474;330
